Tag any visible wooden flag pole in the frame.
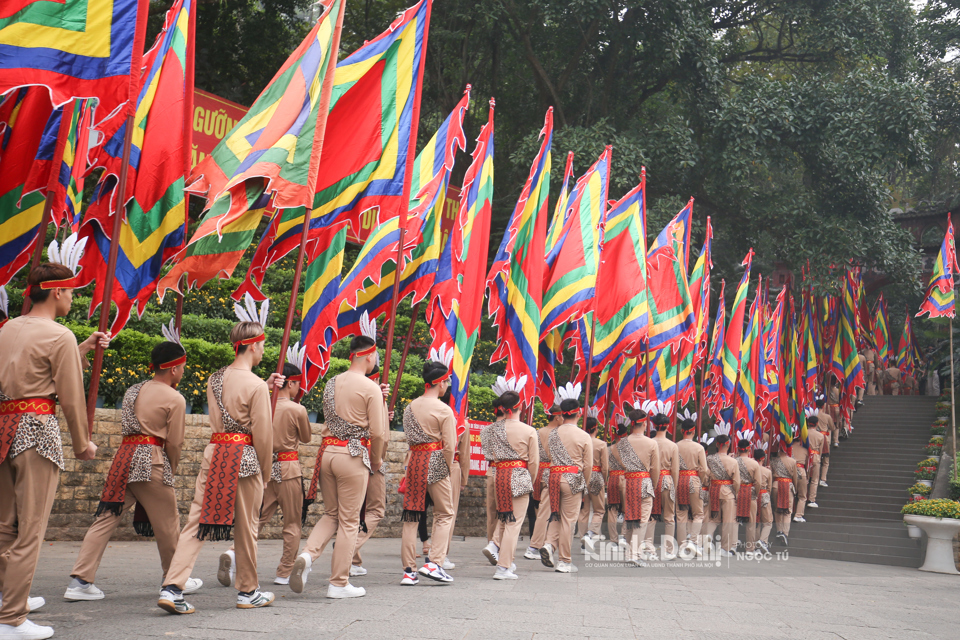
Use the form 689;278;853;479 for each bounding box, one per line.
582;313;598;424
697;357;706;439
951;317;957;481
389;301;421;413
175;0;198;333
20;193;56;315
671;350;681;441
85;114;136;433
271;0;347;414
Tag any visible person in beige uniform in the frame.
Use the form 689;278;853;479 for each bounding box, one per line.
735;437;761;552
753;448;773;552
815;397;837;481
437;421;470;569
605;418;628;548
772;442;799;546
350;378;391;577
540;383;593;572
675;418;707;553
220;355;312;588
610;407;660;566
644;412;678;557
482;377;539;580
578;411;607;551
0;260;107;640
67;338;194;600
159;313;280;614
804;414;826;510
791;434;810;523
399;352;456;585
864;346;878;395
523;404;562;560
291;315;387;598
703;430;740;556
882;365;901;396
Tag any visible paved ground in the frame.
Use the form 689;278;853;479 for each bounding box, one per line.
23;537;960;639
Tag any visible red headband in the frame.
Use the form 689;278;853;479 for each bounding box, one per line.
158;353;187;370
286;374;303;383
353;345;377;358
233;333;265;354
22;277;80;297
425;369;451;390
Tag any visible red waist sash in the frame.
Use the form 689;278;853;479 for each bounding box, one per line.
277;450;298;461
199;432;254;540
0;398;55;465
709;479;732;514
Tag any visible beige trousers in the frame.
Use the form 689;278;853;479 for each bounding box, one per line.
756;498;773;545
577;491;605;537
772;486;791;537
0;449;59;626
625;496;653;560
704;497;736;551
675;485;705;543
491;494;530;570
794;467;808;517
645;488;676;549
401;476;453;569
71;464;180;583
165;445;263;593
530;481;551;548
301;447;369;587
820;437;831;482
545;480;583;564
743;497;759;550
441;460;463;550
351;469;385;567
258;477;303;578
806;458;822;505
485;472;496;541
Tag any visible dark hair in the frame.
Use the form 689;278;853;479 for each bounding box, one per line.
815;398;825;408
559;398;580;414
549;403;562;415
151;341;186;370
616;423;629;437
585;416;598;433
422;361;449;386
27;263;74;303
629;409;646;426
737;438;752;451
715;434;731;447
681;418;696;432
651;414;670;429
280;362;302;389
350;335;376;355
753;448;766;461
498;391;520;413
807;414;819;426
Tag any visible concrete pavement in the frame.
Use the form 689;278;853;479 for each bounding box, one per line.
22;536;960;639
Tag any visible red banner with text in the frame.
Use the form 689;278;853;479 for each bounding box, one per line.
468;419;490;476
192;89;248;168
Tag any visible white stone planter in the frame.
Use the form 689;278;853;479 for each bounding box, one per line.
903;514;960;575
918;480;933;488
906;524;922;539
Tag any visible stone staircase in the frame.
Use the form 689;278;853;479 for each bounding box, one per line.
783;395;937;567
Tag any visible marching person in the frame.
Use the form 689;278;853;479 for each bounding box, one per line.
291;313;387;598
523;403;562;560
703;424;740;556
804;412;827;510
881;364;901;396
0;248;109;640
645;409;678;558
539;383;593;573
219;349;312;588
864;345;878;396
815;397;836;484
434;412;470;572
481;377;539;580
159;298;280;614
735;436;761;552
605;417;628;548
791;431;810;524
350;372;391;577
753;447;773;552
675;417;708;553
399;348;456;585
578;409;607;552
771;439;799;547
68;329;197;600
609;403;659;566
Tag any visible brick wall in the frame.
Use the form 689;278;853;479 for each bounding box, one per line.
47;408;489;541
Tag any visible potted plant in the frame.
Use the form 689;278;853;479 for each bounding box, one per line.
915;466;937;486
901;499;960;574
908;483;932;498
932;426;946;436
926;444;944;458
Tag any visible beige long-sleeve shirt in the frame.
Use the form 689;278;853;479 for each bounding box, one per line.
589;435;609;480
0;316;89;457
555;422;594;487
653;434;679;488
333;371;388;470
135;379;186;475
708;453;740;499
502;418;540;484
409;396;457;472
677;438;708;485
208;367;273;482
739;454;761;487
273;397;312;479
624;433;661;481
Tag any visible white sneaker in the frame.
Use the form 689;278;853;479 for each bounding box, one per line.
482;541;500;566
217;550;236;587
719;549;734;557
582;534;596;554
493;566;518;580
64;579;104;601
157;589;194;615
327;583;365;599
539;543;557;568
523;546;540;560
808;502;819;508
555;561;578;573
349;565;367;577
820;481;829;487
419;561;454;583
400;568;419;586
183;577;203;595
0;620;54;640
617;535;629;551
793;516;806;523
27;598;44;612
290;553;312;594
833;442;839;447
273;576;290;585
236;589;274;609
442;558;455;570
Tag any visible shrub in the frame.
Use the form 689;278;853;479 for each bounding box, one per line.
908;483;932;496
918;458;940;468
925;444;944;456
915;466;938;480
901;498;960;519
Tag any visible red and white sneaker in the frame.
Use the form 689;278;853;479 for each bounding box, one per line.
418;561;454;583
400;568;419;586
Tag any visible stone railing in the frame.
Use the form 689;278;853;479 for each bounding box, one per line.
47;409;489;541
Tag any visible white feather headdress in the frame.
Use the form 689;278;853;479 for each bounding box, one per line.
234;292;270;326
679;408;697;422
556;382;582;403
47;233;87;276
804;406;817;419
639;399;673;418
736;428;755;442
160;319;182;346
428;344;453;368
359;311;376;341
286;341;306;370
700;433;715;447
491;375;526;397
616;414;630;427
586;407;599;419
713;419;732;438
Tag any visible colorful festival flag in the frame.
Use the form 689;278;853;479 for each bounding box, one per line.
896;310;915;376
644;201;696;355
720;250;754;407
689;217;713;369
734;276;763;433
917;214;959;319
704;280;726;418
301;224;349;389
873;293;890;368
